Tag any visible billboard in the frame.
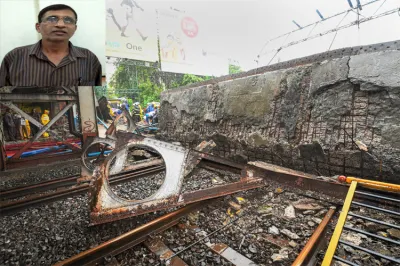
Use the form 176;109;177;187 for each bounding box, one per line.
158;9;228;76
106;0;158;62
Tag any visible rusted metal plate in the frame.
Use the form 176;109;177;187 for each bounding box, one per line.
183;226;257;266
144;238;188;266
211;244;257;266
262;234;290;248
87;133;266;225
208;243;228;254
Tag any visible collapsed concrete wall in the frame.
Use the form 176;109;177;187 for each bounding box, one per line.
159;40;400;183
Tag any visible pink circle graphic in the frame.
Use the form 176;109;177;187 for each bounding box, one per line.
181;17;198;38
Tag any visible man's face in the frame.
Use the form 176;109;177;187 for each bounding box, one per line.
36;9;77;42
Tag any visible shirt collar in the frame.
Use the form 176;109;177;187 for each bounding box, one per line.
28;40;87;59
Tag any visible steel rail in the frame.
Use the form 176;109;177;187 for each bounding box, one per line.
348;212;400;230
0;165;165;215
0;174;79;200
1;161;165;200
339;240;400;264
292;207;337;266
54;201;208;266
343;225;400;245
355;190;400;203
352;201;400;216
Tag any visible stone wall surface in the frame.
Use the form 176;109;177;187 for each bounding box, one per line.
159;41;400;183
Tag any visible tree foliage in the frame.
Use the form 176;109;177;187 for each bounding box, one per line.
109;59;214;106
229;64;242;74
109;60;162;105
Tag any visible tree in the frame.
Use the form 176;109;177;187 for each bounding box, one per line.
109;59;214;105
109;59;161;106
229;64;242;74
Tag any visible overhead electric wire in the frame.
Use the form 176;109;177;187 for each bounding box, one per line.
373;0;387;15
257;0;383;58
328;10;351;51
259;7;399;60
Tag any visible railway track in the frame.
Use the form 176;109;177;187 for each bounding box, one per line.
53;178;400;266
0;157;165;201
0;164;165;215
1;154;398;265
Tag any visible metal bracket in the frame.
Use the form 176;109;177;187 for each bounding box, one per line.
87;132;265;225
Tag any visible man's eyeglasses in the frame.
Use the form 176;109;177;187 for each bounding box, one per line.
42;16;76;25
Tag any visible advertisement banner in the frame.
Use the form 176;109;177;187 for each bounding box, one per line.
106;0;159;62
158;9;228;76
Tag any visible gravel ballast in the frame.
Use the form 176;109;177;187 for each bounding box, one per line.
1;164;399;265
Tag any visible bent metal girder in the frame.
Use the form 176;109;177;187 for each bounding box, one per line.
87;132;266;225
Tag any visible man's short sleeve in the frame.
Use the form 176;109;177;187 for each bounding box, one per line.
95;60;102;86
0;52;13;87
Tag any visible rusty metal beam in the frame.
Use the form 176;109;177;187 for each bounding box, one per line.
180;177;264;203
247;161;349;199
0;140;6;171
0;93;77;102
4;152;80;171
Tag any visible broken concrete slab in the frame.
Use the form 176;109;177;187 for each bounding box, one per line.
310;57;350;95
281;229;300;240
292;198;324;211
284;205;296;219
349;51;400;89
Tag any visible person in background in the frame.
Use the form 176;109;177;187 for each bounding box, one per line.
145;103;155;124
13;113;22;140
131;102;142;123
96;96;113;123
30;108;41;136
24;118;31;138
3;109;16;141
20;116;29;139
41;110;50;138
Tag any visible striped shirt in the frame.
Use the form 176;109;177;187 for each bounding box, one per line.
0;41;102;87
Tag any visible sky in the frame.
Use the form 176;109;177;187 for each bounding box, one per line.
129;0;400;71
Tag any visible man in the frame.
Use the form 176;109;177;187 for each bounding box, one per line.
131;102;142;123
41;110;50;138
3;109;16;141
13;113;22;140
0;4;102;87
145;102;155;124
20;115;29;139
30;108;42;136
96;96;113;123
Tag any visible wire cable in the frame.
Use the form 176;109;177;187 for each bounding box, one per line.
260;7;398;58
328;11;351;51
373;0;387;15
257;0;382;57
